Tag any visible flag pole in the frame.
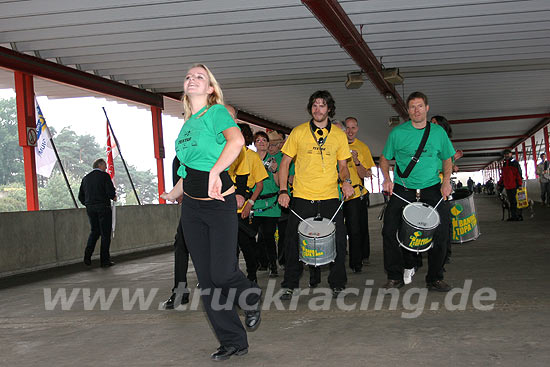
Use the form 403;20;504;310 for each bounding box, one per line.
102;107;141;205
36;103;78;208
49;133;79;208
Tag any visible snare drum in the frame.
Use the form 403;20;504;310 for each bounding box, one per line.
298;217;336;266
397;202;440;252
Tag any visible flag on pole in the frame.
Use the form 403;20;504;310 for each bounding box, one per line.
35;104;57;177
106;121;119;238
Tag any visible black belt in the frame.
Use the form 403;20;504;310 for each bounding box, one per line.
257;192;278;200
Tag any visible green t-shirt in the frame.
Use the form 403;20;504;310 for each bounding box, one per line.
382;121;455;189
175;104;237;178
253;151;282;217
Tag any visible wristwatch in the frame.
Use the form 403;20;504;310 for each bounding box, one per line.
247;199;255;206
355;161;361;166
344;178;352;185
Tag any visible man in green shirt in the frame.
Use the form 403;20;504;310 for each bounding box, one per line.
379;91;455;292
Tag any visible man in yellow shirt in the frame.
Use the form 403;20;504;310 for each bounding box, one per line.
277;90;354;299
343;117;375;273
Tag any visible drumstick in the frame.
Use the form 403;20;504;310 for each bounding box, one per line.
328;200;345;224
390;192;412;205
290;208;315;228
427;197;445;219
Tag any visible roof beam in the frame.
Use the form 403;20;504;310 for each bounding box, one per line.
302;0;408;120
452;135;526;143
0;46;163;108
449;113;550;124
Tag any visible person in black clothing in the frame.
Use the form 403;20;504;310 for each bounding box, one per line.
162;156;190;309
78;158;117;267
498;149;524;221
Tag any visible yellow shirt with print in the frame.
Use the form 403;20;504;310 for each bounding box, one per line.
343;138;375;201
282;121;351;201
236;148;268;213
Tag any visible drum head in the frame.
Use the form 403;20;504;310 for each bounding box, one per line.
402;202;439;229
298;217;335;237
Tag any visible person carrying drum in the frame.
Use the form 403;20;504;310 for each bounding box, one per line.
277;90;354;299
343;117;375;272
379;91;455;292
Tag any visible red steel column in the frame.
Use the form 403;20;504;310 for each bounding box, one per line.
544;126;550;158
151;106;166;204
514;147;519;162
531;136;538;176
521;142;529;180
14;71;39;211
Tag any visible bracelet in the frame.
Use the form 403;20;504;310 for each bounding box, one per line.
355;161;361;166
247;199;255;206
278;189;288;195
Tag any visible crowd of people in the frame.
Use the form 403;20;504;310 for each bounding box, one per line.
78;63;541;361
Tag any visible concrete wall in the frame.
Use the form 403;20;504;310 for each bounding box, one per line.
0;204;180;277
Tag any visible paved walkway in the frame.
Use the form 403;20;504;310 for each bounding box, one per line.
1;194;549;366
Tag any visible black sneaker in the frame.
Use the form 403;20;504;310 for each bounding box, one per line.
279;288;297;300
332;287;345;298
427;280;452;292
383;279;404;290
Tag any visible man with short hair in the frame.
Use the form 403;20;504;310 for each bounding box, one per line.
343;117;375;272
536;153;550;206
78;158;117;267
277;90;354;299
379;91;455;292
498;149;523;220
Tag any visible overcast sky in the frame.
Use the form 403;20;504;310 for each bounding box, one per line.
1;88;183;191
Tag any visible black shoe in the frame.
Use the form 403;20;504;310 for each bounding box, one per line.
211;345;248;361
332;287;345;298
427;280;452;292
257;265;268;271
244;303;261;331
352;267;362;273
100;261;115;268
247;274;257;283
163;292;189;309
83;255;91;266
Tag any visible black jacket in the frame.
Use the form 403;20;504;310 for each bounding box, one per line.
78;169;116;207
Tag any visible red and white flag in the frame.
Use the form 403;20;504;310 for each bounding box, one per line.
106;121;119;182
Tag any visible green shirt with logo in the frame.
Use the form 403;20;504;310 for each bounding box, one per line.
382;121;455;189
175;104;237;178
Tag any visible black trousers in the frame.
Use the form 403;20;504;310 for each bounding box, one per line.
277;209;289;265
85;205;112;264
237;216;260;281
360;195;371;261
343;196;369;270
506;187;522;219
173;220;189;292
382;184;449;283
254;216;278;270
181;194;260;349
281;198;347;289
540;181;550;204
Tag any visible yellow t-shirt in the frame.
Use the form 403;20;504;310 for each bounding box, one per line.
228;146;249;182
282;121;351;200
344;138;375;201
237;148;268;213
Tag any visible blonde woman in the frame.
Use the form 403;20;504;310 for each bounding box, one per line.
162;64;261;361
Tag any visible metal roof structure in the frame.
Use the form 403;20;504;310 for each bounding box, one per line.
1;0;549;170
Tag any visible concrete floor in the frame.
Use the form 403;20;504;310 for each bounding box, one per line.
1;194;549;367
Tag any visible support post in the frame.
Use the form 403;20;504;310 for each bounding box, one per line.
531;136;537;176
151;106;166;204
521;142;529;180
14;71;39;211
544;126;550;159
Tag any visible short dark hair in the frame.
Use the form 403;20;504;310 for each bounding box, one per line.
253;131;269;142
275;130;286;139
238;123;253;146
431;115;452;138
93;158;106;169
307;90;336;118
541;153;546;158
406;91;428;107
503;149;512;155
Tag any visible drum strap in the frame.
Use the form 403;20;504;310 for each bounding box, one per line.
396;122;431;179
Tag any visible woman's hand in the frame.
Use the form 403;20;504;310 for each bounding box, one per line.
208;171;224;201
161;191;180;203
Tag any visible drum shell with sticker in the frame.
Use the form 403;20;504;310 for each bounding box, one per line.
397;202;440;252
450;189;480;243
298;218;336;266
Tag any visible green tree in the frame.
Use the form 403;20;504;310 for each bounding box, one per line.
0;98;24;186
